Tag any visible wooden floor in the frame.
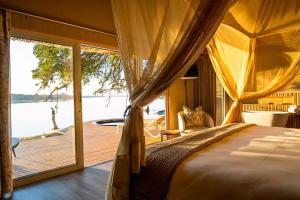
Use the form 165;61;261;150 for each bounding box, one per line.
13;120;160;179
12;161;113;200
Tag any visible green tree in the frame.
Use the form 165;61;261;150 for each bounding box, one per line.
31;44;126;130
32;44;126;96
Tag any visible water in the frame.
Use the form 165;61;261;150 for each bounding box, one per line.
11;96;165;138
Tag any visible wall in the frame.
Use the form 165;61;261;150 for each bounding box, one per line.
11;13;118;49
259;92;300;105
1;0;118;49
0;0;115;34
167;79;195;129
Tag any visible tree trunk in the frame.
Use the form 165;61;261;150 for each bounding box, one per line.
51;108;59;130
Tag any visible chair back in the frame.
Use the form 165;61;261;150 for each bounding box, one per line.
177;110;215;132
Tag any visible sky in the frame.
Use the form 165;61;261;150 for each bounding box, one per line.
10;40;41;95
10;40;122;96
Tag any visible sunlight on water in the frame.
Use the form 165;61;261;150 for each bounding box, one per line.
11;96;165;137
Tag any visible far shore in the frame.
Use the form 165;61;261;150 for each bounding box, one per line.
11;94;128;104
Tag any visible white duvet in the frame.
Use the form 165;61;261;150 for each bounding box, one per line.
166;125;300;200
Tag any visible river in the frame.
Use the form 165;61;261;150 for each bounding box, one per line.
11;96;165;138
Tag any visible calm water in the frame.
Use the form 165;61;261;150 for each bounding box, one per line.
11;96;165;138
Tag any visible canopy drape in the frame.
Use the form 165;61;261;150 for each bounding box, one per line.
0;9;13;199
106;0;233;199
208;0;300;124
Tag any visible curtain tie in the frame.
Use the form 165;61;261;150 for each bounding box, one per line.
123;105;132;118
123;104;142;119
234;99;243;108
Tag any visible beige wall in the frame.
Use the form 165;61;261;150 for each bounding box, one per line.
11;13;118;49
0;0;115;34
1;0;118;49
167;79;195;129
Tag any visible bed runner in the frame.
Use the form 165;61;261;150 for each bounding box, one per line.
132;123;254;200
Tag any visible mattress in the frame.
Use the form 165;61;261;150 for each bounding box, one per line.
166;125;300;200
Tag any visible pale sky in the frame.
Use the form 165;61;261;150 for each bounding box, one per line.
10;40;41;95
10;40;122;96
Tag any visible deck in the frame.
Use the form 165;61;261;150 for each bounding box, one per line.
13;120;161;179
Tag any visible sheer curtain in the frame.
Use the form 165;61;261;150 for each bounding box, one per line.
0;9;13;199
106;0;233;199
208;0;300;124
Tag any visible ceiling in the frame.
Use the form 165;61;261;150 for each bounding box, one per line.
0;0;116;35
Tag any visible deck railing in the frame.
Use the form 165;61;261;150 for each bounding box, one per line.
243;104;290;112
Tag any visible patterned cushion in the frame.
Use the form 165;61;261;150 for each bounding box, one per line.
183;106;205;127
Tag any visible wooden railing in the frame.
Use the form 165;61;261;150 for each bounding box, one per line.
243;104;290;112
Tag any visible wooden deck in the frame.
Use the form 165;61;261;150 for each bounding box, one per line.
13;120;161;179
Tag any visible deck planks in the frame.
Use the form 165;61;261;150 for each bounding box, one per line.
13;120;160;179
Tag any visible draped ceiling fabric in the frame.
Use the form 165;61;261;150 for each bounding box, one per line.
208;0;300;124
0;9;13;199
107;0;233;199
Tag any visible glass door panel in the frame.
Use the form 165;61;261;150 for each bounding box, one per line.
10;38;76;179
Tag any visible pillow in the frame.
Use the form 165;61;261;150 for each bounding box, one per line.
183;106;205;127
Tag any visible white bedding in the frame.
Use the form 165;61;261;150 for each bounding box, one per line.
166;125;300;200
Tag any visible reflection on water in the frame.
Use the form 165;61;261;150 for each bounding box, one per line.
11;96;165;138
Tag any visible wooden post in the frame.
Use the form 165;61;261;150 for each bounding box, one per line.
0;9;13;196
73;43;84;168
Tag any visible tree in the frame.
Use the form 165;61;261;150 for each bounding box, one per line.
31;43;126;129
32;44;126;96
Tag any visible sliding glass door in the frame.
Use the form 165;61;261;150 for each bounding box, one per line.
10;36;83;185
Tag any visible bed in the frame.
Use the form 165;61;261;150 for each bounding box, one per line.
133;123;300;200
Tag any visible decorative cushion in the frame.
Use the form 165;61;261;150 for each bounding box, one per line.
183;106;205;127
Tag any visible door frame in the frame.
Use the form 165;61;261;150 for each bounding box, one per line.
11;29;84;188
